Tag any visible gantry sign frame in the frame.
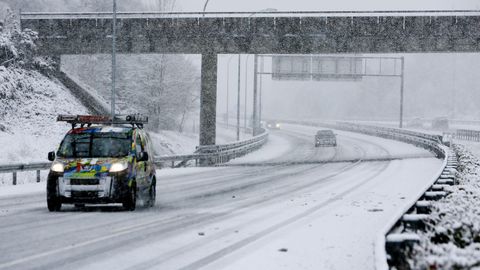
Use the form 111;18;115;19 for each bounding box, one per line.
251;55;405;133
20;10;480;146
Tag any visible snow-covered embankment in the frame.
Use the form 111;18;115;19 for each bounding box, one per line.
410;145;480;269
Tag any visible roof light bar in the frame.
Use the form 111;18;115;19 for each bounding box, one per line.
124;114;148;123
57;114;148;128
57;115;111;124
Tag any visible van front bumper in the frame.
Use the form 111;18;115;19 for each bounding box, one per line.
48;171;130;204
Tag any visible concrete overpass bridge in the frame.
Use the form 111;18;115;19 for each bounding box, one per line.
20;10;480;146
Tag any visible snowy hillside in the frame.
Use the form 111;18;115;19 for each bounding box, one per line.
0;67;88;164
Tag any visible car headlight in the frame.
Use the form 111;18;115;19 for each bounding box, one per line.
51;162;64;173
110;162;128;173
276;123;280;128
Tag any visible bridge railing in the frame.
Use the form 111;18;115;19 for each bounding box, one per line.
20;10;480;20
0;128;268;185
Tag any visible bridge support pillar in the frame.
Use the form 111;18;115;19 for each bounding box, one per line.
252;54;259;136
199;52;217;147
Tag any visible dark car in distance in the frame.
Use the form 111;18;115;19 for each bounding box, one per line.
315;130;337;147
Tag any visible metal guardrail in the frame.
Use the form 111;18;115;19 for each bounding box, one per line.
0;162;51;185
0;128;269;185
334;121;443;142
444;129;480;142
379;147;455;270
332;122;445;158
156;127;268;167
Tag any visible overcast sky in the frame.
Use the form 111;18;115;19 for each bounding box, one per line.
174;0;480;12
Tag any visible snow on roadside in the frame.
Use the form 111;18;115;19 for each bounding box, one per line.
0;180;45;197
228;132;291;163
149;130;198;156
216;123;252;143
456;140;480;159
410;145;480;269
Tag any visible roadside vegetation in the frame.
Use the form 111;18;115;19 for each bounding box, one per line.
411;145;480;269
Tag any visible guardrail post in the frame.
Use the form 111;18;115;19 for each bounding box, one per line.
36;170;41;182
13;172;17;185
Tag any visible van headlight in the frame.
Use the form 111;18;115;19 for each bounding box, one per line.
51;162;64;173
110;162;128;173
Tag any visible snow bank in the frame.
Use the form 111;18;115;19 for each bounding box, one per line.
456;140;480;159
411;145;480;269
149;130;198;155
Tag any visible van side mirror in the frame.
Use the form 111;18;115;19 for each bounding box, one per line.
48;151;56;161
138;152;149;162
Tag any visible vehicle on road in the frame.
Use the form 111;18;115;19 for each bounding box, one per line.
265;120;281;129
315;130;337;147
46;114;156;211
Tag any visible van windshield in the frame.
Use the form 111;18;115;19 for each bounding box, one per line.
57;132;132;158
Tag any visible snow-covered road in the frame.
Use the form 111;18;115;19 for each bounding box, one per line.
0;124;442;270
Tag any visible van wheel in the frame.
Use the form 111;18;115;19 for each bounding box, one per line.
47;177;61;212
47;197;62;212
148;179;156;207
123;184;136;211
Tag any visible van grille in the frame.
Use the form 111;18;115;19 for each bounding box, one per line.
70;178;99;185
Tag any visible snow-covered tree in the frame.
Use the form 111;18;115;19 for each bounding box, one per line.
0;9;37;67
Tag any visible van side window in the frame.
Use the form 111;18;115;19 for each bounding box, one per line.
135;134;143;156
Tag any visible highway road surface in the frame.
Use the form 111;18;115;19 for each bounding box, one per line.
0;123;442;270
